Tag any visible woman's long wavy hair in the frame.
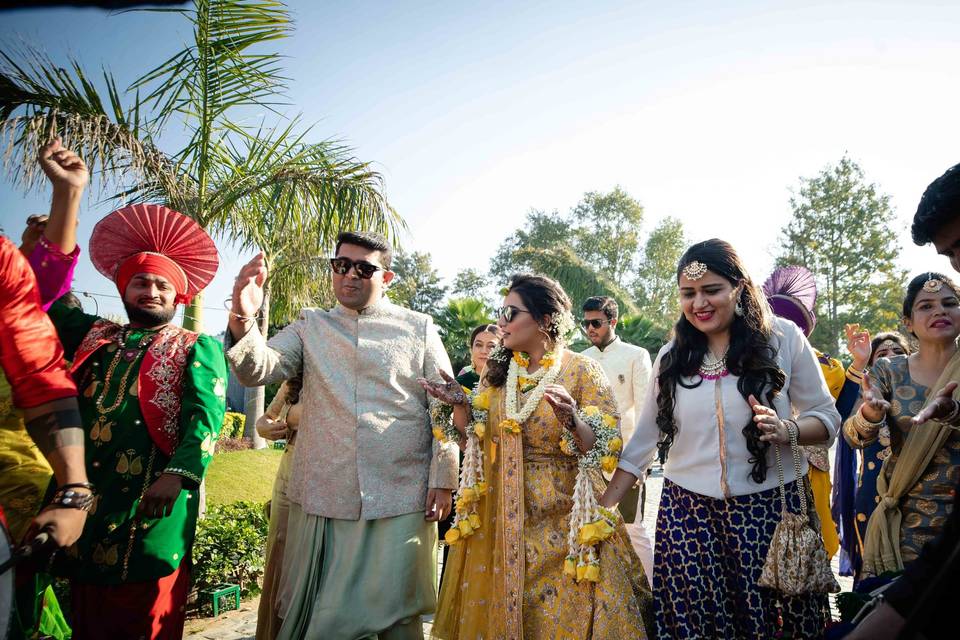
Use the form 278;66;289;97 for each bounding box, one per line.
485;273;572;388
656;239;786;484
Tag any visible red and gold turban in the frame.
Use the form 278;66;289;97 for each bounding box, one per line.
90;204;218;304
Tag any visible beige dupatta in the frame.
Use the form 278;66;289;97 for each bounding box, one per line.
861;350;960;575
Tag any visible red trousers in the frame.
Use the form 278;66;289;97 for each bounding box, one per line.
70;563;190;640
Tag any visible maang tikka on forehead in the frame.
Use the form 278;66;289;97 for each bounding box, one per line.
922;273;944;293
682;260;708;281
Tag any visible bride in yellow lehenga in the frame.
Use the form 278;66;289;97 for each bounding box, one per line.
422;274;652;640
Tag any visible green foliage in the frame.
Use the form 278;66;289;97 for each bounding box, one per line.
571;186;645;287
388;248;448;312
451;268;491;303
489;189;686;333
775;156;907;355
435;297;494;372
510;246;639;315
616;314;671;355
634;217;685;323
192;500;269;597
489;209;572;282
221;411;246;439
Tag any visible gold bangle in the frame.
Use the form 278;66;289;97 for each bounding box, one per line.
853;408;884;438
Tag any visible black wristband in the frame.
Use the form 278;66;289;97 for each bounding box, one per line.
58;482;95;492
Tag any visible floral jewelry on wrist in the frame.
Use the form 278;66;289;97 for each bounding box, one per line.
561;404;623;584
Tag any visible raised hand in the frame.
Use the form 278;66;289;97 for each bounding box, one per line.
544;384;577;432
748;394;790;444
845;323;872;370
912;381;959;426
38;138;89;192
232;253;267;316
418;370;468;406
860;371;891;422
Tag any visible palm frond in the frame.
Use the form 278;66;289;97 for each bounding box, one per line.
0;48;188;199
130;0;292;132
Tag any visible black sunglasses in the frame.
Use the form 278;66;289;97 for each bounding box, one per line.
580;318;610;330
330;257;383;279
496;305;531;323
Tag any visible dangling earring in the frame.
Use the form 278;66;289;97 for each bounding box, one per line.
538;325;554;349
734;295;745;317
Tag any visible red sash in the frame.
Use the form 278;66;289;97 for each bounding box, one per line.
71;320;199;456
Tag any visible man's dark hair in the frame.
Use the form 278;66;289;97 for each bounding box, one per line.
912;163;960;245
582;296;619;321
335;231;393;269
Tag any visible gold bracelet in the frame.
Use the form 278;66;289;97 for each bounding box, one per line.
852;407;884;438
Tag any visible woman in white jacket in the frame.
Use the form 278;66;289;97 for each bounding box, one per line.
601;238;840;640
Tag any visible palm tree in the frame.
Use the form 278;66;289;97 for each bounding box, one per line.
435;297;494;372
0;0;403;443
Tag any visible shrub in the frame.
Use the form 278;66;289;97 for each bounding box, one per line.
215;436;253;454
192;500;269;599
221;411;246;439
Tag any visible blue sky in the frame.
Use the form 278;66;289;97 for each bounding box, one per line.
2;1;958;334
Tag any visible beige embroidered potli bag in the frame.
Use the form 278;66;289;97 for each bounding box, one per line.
758;423;840;596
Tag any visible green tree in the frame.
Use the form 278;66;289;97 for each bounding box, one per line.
775;156;906;356
571;186;644;287
0;0;401;445
388;249;447;313
451;268;490;302
616;314;670;355
435;297;494;372
489;188;648;310
489;209;571;283
634;216;685;329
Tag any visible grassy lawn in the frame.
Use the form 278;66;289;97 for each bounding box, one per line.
205;448;283;507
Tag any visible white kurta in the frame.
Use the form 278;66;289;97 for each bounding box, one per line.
581;337;652;443
619;316;841;499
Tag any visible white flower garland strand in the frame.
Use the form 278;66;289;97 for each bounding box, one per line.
560;407;624;583
500;353;563;432
443;388;490;545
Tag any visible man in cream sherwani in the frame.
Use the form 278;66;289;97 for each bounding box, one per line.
580;296;655;578
227;231;458;640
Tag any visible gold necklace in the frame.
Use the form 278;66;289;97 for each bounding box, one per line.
95;332;154;415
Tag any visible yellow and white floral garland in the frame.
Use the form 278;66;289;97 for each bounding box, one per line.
499;350;563;434
435;348;624;585
561;406;623;583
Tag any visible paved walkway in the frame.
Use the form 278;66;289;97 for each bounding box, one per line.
185;468;852;638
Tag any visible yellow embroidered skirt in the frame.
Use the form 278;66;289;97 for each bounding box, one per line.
432;452;652;640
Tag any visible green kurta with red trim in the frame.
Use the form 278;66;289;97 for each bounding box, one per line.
48;300;227;584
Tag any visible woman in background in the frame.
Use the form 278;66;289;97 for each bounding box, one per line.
255;374;302;640
437;324;501;587
845;272;960;579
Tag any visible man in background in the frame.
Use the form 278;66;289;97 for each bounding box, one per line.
580;295;654;577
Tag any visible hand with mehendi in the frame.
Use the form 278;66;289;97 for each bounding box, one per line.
418;370;468;406
544;384;577;432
